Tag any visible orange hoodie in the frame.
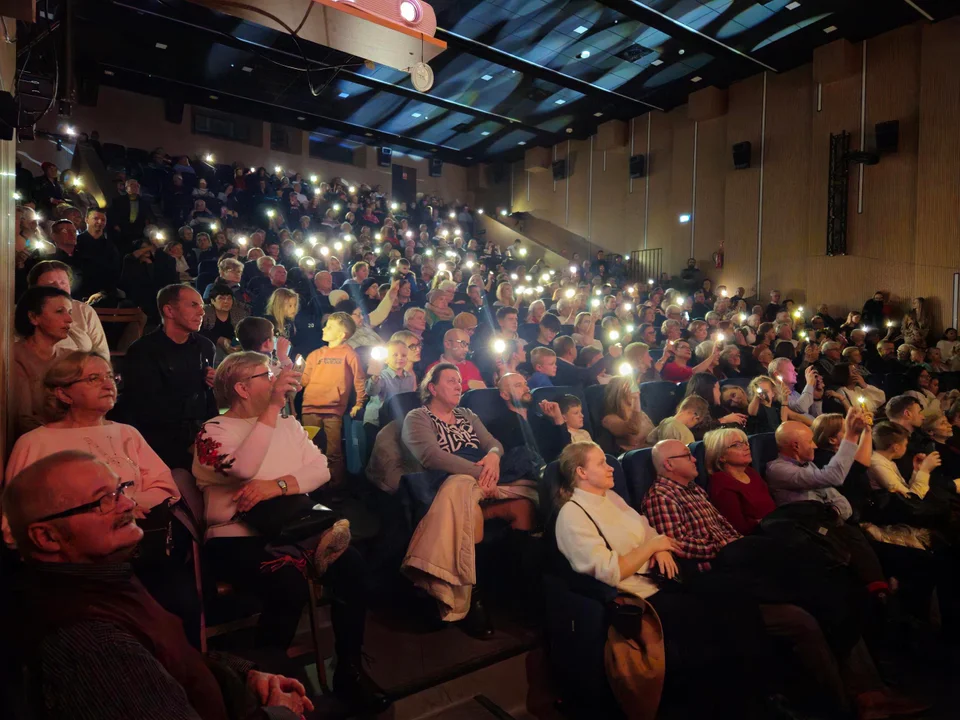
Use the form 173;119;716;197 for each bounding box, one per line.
301;344;367;416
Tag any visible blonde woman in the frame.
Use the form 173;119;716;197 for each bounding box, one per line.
901;297;930;349
553;442;768;718
601;376;654;452
494;281;519;308
704;428;775;535
572;312;602;350
265;287;300;341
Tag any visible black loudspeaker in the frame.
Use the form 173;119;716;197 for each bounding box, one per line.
552;159;567;181
377;147;392;167
875;120;899;153
429;157;443;177
629;154;646;179
732;141;752;170
164;96;184;124
77;75;99;107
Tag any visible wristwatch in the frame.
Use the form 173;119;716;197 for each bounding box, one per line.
277;479;289;495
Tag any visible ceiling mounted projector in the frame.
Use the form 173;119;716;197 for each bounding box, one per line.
193;0;445;80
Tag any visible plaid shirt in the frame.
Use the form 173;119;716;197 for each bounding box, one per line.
642;476;741;571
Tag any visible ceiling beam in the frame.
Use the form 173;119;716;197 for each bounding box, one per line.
434;28;663;112
594;0;777;73
104;1;545;136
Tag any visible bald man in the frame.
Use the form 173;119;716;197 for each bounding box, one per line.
4;451;313;720
765;410;867;520
425;328;485;391
486;372;570;464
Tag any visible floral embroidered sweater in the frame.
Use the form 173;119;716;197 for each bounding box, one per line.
192;415;330;540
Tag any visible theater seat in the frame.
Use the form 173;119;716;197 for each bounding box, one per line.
866;373;886;392
517;323;539;342
689;440;710;489
620;447;656;510
460;388;508;428
749;433;779;477
720;377;751;390
639;381;681;425
584;384;617;454
885;373;908;397
379;390;421;428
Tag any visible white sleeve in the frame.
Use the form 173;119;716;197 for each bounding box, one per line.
867;459;911;496
555;503;621;587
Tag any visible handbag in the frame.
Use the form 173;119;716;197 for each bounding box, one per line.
240;494;342;543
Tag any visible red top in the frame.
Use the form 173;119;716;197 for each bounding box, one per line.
425;359;485;392
709;467;776;535
661;361;694;383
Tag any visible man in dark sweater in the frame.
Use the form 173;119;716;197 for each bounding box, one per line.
487;373;571;465
4;451;314;720
119;284;218;470
74;207;120;302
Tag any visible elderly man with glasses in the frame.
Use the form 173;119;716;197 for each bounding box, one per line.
425;328;485;392
3;451;316;720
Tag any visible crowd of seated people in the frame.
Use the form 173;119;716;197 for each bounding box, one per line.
5;143;960;718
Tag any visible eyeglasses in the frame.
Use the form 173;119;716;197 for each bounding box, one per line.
728;440;748;450
406;342;422;350
35;481;135;522
63;372;120;387
666;451;694;461
451;340;470;348
245;369;276;382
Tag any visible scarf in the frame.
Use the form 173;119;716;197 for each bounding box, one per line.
426;302;454;322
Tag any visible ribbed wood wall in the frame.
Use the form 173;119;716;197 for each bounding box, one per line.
501;17;960;330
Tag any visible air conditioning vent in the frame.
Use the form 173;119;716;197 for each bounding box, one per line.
617;44;655;64
525;85;551;102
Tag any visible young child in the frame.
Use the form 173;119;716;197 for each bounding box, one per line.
646;395;709;445
301;312;367;487
559;394;591;443
363;339;415;427
528;347;558;389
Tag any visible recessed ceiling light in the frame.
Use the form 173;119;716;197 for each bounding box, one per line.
823;25;837;33
297;116;305;120
573;25;588;34
594;112;603;117
338;92;350;98
481;131;490;136
155;42;167;50
209;94;218;100
518;141;526;145
365;132;373;137
104;70;114;76
411;112;422;118
577;50;591;59
242;66;253;72
481;74;493;81
691;76;702;83
786;1;801;9
566;128;573;134
554;99;566;105
651;59;663;66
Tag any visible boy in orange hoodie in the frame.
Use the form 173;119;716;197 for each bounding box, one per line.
301;311;367;487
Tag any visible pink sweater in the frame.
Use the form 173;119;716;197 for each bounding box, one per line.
6;423;179;510
192;415;330;540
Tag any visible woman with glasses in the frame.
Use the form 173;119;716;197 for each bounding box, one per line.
659;337;720;383
704;428;776;535
192;351;387;711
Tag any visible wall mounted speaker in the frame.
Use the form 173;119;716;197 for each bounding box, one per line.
875;120;899;153
629;154;645;179
429;157;443;177
732;141;752;170
377;147;392;167
552;159;568;181
164;96;184;124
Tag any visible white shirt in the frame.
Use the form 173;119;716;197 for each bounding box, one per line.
555;487;661;599
58;300;110;359
868;453;930;499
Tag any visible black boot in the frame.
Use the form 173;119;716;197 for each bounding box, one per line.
333;655;391;714
458;585;494;640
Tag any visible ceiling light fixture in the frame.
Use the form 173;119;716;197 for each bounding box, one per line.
786;1;801;9
481;131;490;136
823;25;837;33
593;112;603;117
155;42;167;50
104;70;114;76
518;141;526;145
651;58;663;66
338;92;350;98
554;99;565;105
577;50;591;59
691;76;702;83
481;74;493;81
209;94;218;100
678;48;685;55
573;25;588;34
297;116;305;120
242;66;253;72
411;112;422;118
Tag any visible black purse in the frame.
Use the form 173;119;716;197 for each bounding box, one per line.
239;494;342;544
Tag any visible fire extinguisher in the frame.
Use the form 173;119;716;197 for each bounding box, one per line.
713;240;724;269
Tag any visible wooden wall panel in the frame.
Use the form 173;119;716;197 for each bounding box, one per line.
915;17;960;272
566;140;591;239
647;111;675;263
590;122;641;257
761;65;812;300
863;25;921;267
693;117;727;270
669;108;696;276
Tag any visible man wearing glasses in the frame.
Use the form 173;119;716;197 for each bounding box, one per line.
425;328;486;392
4;451;314;719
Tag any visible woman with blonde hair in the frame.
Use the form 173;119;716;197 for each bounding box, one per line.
901;297;930;349
494;281;519;308
265;287;300;342
572;311;602;350
553;441;769;718
705;428;775;534
601;376;654;452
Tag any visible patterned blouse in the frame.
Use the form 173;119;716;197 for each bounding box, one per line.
427;407;481;454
